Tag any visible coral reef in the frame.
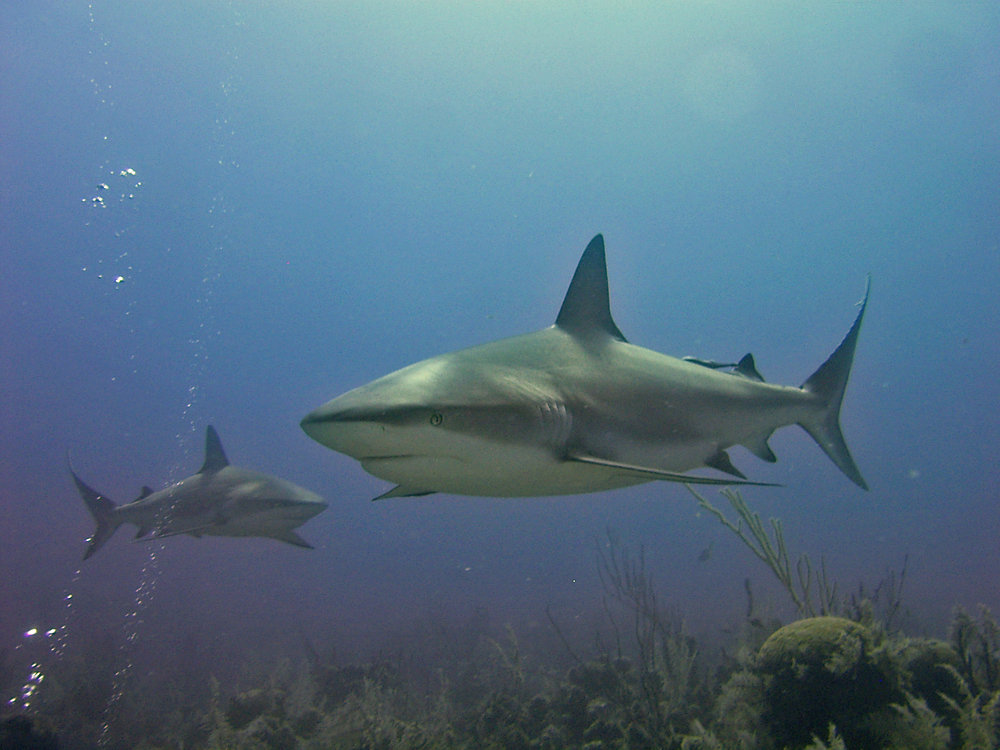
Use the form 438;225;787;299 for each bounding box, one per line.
5;492;999;749
6;601;1000;749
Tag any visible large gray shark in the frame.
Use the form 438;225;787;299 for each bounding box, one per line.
301;235;868;499
71;426;327;559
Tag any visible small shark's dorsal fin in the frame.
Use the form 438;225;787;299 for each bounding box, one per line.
200;425;230;474
555;234;626;342
139;486;154;499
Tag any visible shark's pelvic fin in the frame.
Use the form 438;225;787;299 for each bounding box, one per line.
566;453;779;487
798;278;870;490
200;425;230;474
555;234;627;342
68;465;122;560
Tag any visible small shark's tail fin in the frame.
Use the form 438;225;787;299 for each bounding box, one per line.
798;279;870;490
69;465;122;559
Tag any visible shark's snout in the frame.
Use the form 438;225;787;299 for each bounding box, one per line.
301;401;391;458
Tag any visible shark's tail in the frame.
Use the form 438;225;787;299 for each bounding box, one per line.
798;279;870;490
69;466;122;559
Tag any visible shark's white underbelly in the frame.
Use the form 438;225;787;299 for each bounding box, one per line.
361;446;657;497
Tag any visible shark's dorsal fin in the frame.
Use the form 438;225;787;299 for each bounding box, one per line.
555;234;626;342
200;425;230;474
139;486;154;499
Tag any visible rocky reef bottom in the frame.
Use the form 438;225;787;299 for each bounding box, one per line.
3;600;998;750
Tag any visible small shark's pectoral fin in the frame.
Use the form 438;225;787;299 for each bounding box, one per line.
705;450;746;479
373;485;437;501
566;453;779;487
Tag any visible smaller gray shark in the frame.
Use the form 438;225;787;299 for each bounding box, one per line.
71;426;327;559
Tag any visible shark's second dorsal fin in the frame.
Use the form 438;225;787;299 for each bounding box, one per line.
200;425;230;474
735;353;765;382
555;234;626;342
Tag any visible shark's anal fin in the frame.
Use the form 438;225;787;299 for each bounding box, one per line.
744;433;778;463
705;450;746;479
566;454;779;487
373;485;437;501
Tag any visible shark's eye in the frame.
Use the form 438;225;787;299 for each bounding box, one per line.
429;412;443;426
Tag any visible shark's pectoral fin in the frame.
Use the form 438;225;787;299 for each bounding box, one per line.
566;453;779;487
373;485;437;501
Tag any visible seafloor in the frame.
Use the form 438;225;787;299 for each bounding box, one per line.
3;492;998;750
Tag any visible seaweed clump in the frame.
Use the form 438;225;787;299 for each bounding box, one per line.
680;486;1000;750
757;616;898;747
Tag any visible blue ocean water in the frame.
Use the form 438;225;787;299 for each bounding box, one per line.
2;1;998;743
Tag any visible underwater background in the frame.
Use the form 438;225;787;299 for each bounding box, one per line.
2;2;999;748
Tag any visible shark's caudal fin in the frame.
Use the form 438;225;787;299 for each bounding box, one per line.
798;279;870;490
555;234;627;341
69;466;122;560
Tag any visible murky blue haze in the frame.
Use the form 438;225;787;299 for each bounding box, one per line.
2;1;998;742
